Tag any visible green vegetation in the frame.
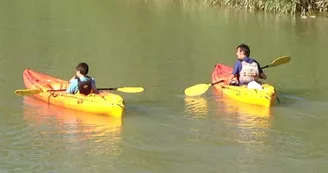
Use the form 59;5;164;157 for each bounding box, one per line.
193;0;328;15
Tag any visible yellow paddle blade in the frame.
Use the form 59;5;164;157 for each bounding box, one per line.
116;87;144;93
184;83;212;96
269;56;291;67
14;89;43;96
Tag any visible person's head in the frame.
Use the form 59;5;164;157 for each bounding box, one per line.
76;62;89;76
236;44;250;60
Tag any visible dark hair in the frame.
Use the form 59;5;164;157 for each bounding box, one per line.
237;44;250;57
76;62;89;75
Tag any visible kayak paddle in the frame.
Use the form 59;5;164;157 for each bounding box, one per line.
184;80;224;97
14;87;145;96
261;56;291;69
184;56;291;97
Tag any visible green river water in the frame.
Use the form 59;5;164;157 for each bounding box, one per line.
0;0;328;172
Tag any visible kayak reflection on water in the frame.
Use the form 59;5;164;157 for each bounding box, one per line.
213;88;271;144
23;96;123;156
184;96;209;117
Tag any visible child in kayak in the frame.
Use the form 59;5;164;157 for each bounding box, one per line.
228;44;267;89
66;62;98;95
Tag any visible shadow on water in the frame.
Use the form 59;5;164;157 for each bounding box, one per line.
275;92;306;107
274;88;325;107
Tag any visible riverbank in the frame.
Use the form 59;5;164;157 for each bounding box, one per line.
186;0;328;16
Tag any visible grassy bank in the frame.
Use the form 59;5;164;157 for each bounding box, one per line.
192;0;328;15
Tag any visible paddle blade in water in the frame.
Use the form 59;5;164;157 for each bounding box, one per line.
184;83;211;96
269;56;291;67
14;89;42;96
116;87;144;93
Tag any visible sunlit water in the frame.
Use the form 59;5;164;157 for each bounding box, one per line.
0;0;328;172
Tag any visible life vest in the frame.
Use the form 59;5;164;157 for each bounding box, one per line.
239;61;259;84
75;76;92;95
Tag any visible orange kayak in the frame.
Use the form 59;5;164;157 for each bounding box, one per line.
22;69;125;117
211;64;277;107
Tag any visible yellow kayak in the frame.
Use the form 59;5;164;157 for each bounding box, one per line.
22;69;125;118
211;64;277;107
